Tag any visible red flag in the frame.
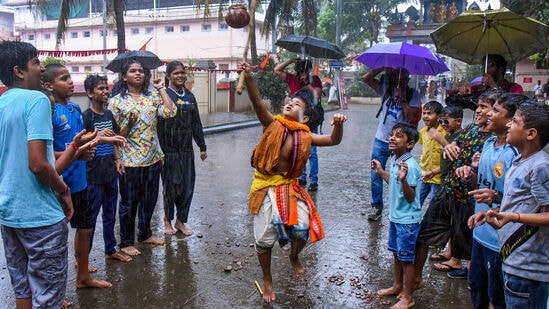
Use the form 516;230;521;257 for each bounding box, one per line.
259;53;270;72
313;63;319;76
139;37;153;51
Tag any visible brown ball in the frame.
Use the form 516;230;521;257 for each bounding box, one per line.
225;5;250;29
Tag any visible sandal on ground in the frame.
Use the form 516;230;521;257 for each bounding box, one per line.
430;251;450;261
433;262;462;272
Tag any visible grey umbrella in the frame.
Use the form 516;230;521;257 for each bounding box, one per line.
106;50;164;72
275;34;345;59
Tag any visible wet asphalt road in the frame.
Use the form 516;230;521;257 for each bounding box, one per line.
0;103;473;308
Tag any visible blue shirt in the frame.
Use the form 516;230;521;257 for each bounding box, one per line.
388;152;422;224
0;88;65;228
473;137;518;252
52;101;87;192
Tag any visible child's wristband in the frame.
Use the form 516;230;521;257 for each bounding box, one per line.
70;142;78;150
515;212;520;223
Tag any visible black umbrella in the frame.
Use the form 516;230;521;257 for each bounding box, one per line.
275;34;345;59
106;50;164;72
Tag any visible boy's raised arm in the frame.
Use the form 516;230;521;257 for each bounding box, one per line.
311;114;347;146
239;63;274;127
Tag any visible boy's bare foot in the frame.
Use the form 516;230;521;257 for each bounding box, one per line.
390;295;415;309
164;217;176;235
262;279;276;303
174;221;193;236
120;246;141;256
106;252;132;262
377;286;402;297
62;299;72;308
289;255;306;277
75;277;112;289
74;260;98;273
142;237;164;246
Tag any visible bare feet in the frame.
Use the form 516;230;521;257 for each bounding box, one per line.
74;260;98;273
262;279;276;303
62;299;72;308
377;286;402;297
120;246;141;256
289;255;306;277
76;277;112;289
174;220;193;236
106;251;132;262
391;295;415;309
142;237;164;246
164;217;176;235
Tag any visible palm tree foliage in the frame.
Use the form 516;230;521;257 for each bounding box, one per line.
262;0;319;37
30;0;128;53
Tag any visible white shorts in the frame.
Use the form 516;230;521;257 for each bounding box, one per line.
253;187;309;252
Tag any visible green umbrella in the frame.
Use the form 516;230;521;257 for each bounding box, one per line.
430;8;549;65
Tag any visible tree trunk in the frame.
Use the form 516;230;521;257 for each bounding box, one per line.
114;0;126;53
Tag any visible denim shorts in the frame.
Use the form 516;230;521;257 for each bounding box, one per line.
69;188;93;229
1;220;68;308
388;221;420;262
503;272;549;309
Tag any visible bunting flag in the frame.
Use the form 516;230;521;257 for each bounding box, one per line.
38;48;126;57
313;63;319;76
139;37;153;51
259;53;270;72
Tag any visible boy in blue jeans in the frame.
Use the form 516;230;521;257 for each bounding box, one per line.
83;74;131;263
372;122;422;309
486;101;549;309
459;93;525;308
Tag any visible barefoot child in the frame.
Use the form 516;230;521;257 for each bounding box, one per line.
371;123;421;309
486;101;549;308
43;64;122;288
82;74;131;262
417;100;445;206
238;62;347;303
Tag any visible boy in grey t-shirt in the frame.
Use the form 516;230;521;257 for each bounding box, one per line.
486;102;549;309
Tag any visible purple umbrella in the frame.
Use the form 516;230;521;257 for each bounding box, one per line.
471;76;483;85
355;42;450;75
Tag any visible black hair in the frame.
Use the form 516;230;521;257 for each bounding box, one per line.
164;61;185;86
517;101;549;148
291;87;314;120
423;100;443;114
0;41;39;87
441;105;463;119
486;54;507;70
42;63;65;83
118;60;150;97
478;89;502;106
392;122;419;145
294;59;312;75
84;74;108;93
496;93;528;118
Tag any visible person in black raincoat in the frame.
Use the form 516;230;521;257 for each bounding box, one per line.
158;61;207;236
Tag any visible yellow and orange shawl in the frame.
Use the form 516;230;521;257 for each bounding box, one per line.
248;116;325;243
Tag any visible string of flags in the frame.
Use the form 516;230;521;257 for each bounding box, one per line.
38;47;269;74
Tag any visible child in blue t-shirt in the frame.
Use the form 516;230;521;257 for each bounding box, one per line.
371;122;422;309
486;102;549;308
43;64;114;289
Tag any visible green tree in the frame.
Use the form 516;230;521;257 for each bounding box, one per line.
262;0;320;37
32;0;127;54
318;0;404;53
255;54;289;113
